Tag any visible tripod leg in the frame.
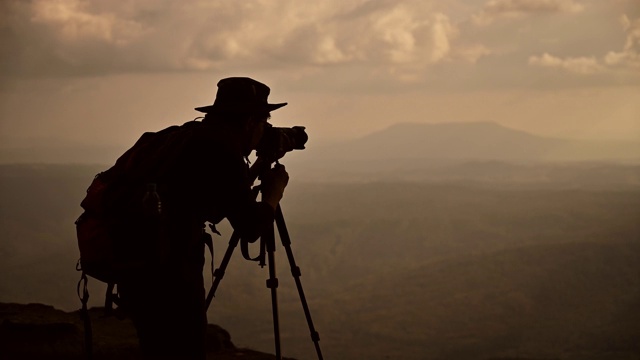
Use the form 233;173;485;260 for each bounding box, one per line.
275;205;324;360
264;223;282;360
205;231;241;312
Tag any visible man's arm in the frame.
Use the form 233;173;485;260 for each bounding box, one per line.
214;153;288;243
260;164;289;211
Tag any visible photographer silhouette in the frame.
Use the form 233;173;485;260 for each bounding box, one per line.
117;77;294;359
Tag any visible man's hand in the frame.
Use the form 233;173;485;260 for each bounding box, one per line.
261;164;289;210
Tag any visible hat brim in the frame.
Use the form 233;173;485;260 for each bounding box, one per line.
195;102;287;113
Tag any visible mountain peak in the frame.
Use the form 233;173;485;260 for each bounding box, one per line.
313;121;553;161
370;121;534;139
305;121;640;162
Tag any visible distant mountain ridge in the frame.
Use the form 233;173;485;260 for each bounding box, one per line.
307;122;640;162
2;121;638;164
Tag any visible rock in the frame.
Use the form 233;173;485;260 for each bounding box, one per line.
0;302;292;360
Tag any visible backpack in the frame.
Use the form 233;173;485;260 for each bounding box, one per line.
74;120;219;358
76;119;223;289
75;121;198;284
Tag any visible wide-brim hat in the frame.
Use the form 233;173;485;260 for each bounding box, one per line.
195;77;287;114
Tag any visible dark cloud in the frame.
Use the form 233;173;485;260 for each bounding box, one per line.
0;0;637;90
0;0;172;78
0;0;460;81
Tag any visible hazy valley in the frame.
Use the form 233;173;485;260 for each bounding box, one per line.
1;122;639;359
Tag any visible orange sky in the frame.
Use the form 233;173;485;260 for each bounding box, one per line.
1;0;639;162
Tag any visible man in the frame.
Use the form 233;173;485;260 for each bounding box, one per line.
118;77;290;359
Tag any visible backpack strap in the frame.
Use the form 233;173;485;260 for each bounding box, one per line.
240;185;266;265
241;236;266;267
203;226;215;283
76;267;93;360
104;283;116;316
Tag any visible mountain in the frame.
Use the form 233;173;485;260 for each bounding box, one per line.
284;122;640;183
304;122;640;162
2;163;639;359
2;122;638;165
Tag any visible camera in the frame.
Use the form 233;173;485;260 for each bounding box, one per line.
257;125;308;160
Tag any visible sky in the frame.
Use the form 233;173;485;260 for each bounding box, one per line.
1;0;639;162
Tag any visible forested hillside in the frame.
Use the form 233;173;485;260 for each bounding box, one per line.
1;164;638;359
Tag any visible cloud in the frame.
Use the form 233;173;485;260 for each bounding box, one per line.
455;44;492;63
473;0;584;25
0;0;458;81
528;53;604;74
529;14;640;76
30;0;148;45
604;15;640;70
2;0;634;89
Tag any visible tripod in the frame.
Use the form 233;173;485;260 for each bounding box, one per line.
204;203;324;360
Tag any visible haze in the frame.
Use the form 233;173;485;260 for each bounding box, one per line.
2;2;640;358
1;0;639;163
